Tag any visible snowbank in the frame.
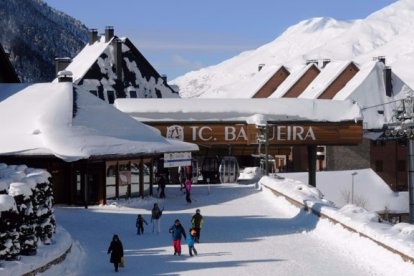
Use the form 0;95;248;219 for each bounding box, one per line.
260;175;414;262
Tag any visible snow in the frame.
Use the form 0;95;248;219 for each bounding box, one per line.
278;169;408;213
114;98;362;124
0;82;198;162
8;182;33;197
170;0;414;131
2;169;414;275
0;195;17;212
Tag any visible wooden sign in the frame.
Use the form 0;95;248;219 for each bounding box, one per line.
151;122;362;145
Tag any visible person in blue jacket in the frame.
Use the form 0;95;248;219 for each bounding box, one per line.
187;228;198;256
168;219;187;256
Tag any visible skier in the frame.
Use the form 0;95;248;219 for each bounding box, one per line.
168;219;187;256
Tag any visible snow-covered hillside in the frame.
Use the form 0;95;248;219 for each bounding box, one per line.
172;0;414;98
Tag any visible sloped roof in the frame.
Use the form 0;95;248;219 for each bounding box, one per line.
114;98;362;125
0;82;198;162
298;61;352;99
269;63;317;98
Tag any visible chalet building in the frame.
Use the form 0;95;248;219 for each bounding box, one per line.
0;43;20;83
53;26;179;104
0;74;197;206
204;58;413;191
118;57;411;192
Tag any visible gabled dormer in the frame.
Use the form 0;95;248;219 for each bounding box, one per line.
317;62;359;99
252;66;290;98
282;64;320;98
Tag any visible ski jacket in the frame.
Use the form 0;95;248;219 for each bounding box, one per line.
187;234;196;246
191;213;204;228
169;223;187;240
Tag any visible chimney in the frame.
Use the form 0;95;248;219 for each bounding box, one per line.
105;26;114;42
113;38;123;80
384;66;393;97
55;57;72;77
258;64;265;72
57;70;73;82
88;29;98;45
161;74;167;83
306;59;318;66
322;59;331;68
378;56;386;64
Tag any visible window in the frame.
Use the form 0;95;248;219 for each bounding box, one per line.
107;91;115;104
98;90;105;100
129;91;137;98
89;90;97;96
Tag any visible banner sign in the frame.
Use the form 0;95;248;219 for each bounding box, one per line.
164;152;192;168
157;122;362;145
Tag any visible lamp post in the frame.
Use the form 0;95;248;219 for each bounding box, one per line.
351;172;358;204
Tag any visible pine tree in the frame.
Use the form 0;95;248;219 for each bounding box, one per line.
0;195;20;261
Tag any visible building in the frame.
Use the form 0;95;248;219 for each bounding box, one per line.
53;26;178;104
0;74;198;205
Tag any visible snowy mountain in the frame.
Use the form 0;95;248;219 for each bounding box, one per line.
172;0;414;98
0;0;88;82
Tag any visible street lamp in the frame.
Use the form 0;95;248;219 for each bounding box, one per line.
351;172;358;204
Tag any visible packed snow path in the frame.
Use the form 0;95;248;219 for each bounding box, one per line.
44;184;414;275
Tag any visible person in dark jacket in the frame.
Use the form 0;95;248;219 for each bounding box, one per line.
168;219;187;256
136;214;148;235
107;234;124;272
151;203;163;234
158;175;166;198
191;209;204;243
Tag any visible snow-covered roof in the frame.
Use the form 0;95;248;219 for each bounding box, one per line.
0;82;198;162
298;61;352;99
54;36;111;84
114;98;362;124
269;63;317;98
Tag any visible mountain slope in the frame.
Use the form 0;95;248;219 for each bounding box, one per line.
172;0;414;98
0;0;88;82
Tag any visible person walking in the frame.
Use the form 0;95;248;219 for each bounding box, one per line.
187;228;198;256
185;177;192;204
136;214;148;235
168;219;186;256
191;209;204;243
158;175;166;198
107;234;124;272
151;203;163;234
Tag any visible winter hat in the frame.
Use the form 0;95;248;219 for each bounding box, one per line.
196;209;200;213
175;219;180;223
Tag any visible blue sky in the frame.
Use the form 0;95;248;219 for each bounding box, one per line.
44;0;397;80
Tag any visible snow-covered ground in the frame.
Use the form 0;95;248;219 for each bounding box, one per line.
3;171;414;276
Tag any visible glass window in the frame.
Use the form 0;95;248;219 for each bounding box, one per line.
107;91;115;104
